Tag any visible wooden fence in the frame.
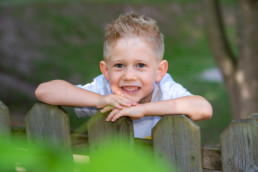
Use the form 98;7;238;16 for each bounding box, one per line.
0;101;257;172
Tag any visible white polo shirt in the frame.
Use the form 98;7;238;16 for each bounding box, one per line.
74;73;192;138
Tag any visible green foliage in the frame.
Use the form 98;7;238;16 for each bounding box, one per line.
79;140;173;172
0;138;173;172
0;138;73;172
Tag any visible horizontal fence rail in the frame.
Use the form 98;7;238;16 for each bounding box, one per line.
0;101;258;171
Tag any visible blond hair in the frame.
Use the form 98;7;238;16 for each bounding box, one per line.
103;12;164;61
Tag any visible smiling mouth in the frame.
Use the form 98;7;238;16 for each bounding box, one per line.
121;86;140;93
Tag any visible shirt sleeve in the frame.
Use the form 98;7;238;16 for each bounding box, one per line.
74;74;113;117
160;73;192;100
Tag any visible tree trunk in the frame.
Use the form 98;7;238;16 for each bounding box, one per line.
202;0;258;119
236;0;258;118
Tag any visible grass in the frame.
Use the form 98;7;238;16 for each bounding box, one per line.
0;1;235;145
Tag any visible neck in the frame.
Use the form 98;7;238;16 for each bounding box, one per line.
139;92;153;104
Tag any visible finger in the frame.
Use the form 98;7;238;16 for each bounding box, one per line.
113;98;131;108
118;97;137;107
121;97;137;107
111;110;126;122
113;93;135;107
106;108;120;122
112;102;123;110
131;101;137;106
107;109;120;122
101;105;114;113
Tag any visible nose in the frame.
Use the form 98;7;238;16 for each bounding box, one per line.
123;67;136;81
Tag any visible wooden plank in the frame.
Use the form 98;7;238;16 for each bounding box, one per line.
0;101;11;137
87;110;134;153
71;133;89;155
220;118;258;172
26;103;71;150
202;146;222;170
152;115;202;172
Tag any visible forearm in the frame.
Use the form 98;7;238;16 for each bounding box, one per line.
35;80;102;107
142;95;213;121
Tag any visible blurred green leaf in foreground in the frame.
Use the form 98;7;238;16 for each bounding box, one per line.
0;138;173;172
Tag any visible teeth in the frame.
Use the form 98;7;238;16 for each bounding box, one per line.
123;86;138;91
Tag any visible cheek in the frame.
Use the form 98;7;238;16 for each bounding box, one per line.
109;72;120;83
140;74;157;92
144;71;158;83
109;82;122;96
108;72;121;91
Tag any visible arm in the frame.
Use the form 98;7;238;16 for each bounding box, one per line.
106;95;213;122
143;95;213;121
35;80;134;109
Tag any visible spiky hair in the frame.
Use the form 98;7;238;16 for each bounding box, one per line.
103;12;164;61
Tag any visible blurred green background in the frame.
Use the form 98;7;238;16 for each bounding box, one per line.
0;0;235;145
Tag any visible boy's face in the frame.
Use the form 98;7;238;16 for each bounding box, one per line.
100;37;167;104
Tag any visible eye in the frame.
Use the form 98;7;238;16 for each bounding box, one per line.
114;63;123;68
137;63;146;68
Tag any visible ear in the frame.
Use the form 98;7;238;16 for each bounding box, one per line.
100;61;109;81
156;60;168;82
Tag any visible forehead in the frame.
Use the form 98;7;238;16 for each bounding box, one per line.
113;36;151;49
108;37;157;61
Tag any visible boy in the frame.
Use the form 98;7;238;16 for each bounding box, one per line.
35;12;212;139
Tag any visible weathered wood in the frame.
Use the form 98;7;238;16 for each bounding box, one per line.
220;118;258;172
26;103;71;149
71;133;89;155
202;146;222;170
152;115;202;172
87;110;134;153
0;101;11;137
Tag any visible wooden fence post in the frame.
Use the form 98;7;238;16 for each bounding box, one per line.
220;114;258;172
152;115;202;172
87;111;134;153
26;103;71;150
202;146;222;170
0;101;11;137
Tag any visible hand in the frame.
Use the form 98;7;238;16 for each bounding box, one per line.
106;104;145;122
96;94;136;112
